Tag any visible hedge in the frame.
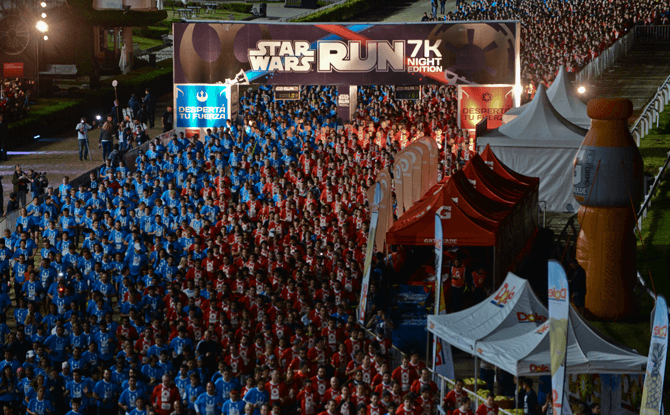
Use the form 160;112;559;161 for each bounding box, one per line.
292;0;383;21
135;26;170;39
6;63;174;150
225;3;253;13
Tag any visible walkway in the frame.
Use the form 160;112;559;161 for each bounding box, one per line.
349;0;455;22
580;42;670;117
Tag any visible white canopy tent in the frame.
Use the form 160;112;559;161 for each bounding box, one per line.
427;273;647;377
476;84;588;212
503;66;590;129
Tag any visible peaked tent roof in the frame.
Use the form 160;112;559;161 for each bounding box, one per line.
462;154;524;204
545;66;591;129
480;144;540;189
503;66;590;129
386;176;497;247
481;83;587;148
427;273;647;376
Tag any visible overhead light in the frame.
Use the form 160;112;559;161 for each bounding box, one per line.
41;12;46;18
43;35;48;40
577;86;586;94
40;1;47;6
35;20;48;33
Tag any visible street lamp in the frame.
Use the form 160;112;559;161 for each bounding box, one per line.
35;19;49;98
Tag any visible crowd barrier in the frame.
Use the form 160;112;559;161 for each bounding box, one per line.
634;25;670;43
360;325;517;414
575;31;635;83
575;25;670;84
0;130;175;236
631;73;670;146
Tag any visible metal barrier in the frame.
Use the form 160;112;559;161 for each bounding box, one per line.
0;130;175;235
123;129;175;172
575;31;635;83
575;26;670;84
431;371;517;415
631;73;670;146
634;25;670;43
360;326;516;414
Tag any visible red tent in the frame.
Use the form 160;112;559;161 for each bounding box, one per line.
481;144;540;189
463;154;526;204
386;177;497;247
480;143;541;231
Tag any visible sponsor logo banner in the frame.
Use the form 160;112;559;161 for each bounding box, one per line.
548;260;572;415
174;22;519;86
458;85;514;130
640;296;668;415
3;62;23;77
175;84;229;128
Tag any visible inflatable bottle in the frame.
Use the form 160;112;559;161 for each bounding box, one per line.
573;98;643;320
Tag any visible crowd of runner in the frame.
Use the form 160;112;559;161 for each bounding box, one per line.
0;85;501;415
425;0;670;92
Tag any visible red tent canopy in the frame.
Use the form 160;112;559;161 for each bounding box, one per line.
386;174;498;247
463;154;527;204
447;171;514;225
481;144;540;189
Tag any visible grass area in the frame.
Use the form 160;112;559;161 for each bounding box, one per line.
638;107;670;175
133;35;163;51
30;97;85;116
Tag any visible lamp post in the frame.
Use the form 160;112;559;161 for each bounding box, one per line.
35;19;48;98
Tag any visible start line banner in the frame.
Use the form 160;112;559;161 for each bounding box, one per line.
173;21;520;86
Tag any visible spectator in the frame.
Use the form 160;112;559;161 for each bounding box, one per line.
143;88;157;129
523;378;538;415
162;106;173;133
75;118;95;162
128;94;141;117
11;164;29;206
99;115;116;162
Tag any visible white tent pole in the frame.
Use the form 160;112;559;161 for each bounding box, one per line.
474;355;479;407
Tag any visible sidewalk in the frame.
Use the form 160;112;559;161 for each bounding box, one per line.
350;0;454;22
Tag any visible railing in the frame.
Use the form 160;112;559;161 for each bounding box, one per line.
360;326;516;414
0;129;175;236
137;47;173;63
631;73;670;146
633;25;670;43
575;26;670;84
554;213;579;263
575;31;635;83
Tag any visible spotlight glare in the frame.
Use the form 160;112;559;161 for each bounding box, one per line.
35;20;48;33
40;1;47;6
41;12;46;18
577;86;586;94
43;35;48;41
